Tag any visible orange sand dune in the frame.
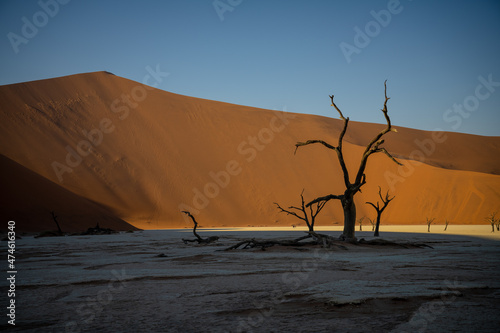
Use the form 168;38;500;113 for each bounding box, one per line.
0;72;499;231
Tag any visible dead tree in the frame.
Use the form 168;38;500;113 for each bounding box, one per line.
181;211;219;244
496;220;500;232
444;219;449;231
50;211;63;235
295;81;401;241
366;187;395;237
368;217;375;231
358;217;364;231
274;189;327;232
426;217;435;233
486;212;498;232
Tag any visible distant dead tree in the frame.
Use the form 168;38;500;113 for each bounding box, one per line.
444;219;450;231
274;189;327;232
496;220;500;232
50;211;63;235
426;217;435;233
358;217;365;231
485;212;498;233
295;81;401;241
181;211;219;244
366;187;395;237
368;217;375;231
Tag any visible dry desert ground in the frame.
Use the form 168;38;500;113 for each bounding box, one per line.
1;226;499;332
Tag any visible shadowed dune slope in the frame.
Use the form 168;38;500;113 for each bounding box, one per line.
0;154;137;232
0;72;499;230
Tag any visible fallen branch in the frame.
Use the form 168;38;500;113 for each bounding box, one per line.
223;232;352;251
223;232;433;251
358;238;434;249
223;235;315;251
80;222;117;235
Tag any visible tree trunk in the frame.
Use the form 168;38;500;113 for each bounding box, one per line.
374;214;381;237
341;196;356;240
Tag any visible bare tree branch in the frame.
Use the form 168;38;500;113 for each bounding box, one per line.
377;148;403;166
366;201;379;211
294;140;336;154
354;80;400;184
295;95;352;188
329;94;346;120
306;194;343;207
311;200;327;219
274;202;305;222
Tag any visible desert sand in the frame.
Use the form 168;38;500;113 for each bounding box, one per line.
0;71;499;231
1;228;498;332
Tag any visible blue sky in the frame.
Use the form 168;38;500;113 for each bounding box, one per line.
1;0;499;136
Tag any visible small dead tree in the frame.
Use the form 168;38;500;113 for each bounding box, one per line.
366;187;394;237
181;211;219;244
496;220;500;232
426;217;435;233
444;219;449;231
274;190;327;232
358;217;365;231
368;217;375;231
50;211;63;235
295;81;401;241
486;212;498;232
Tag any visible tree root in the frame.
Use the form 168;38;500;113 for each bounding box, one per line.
182;236;219;245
